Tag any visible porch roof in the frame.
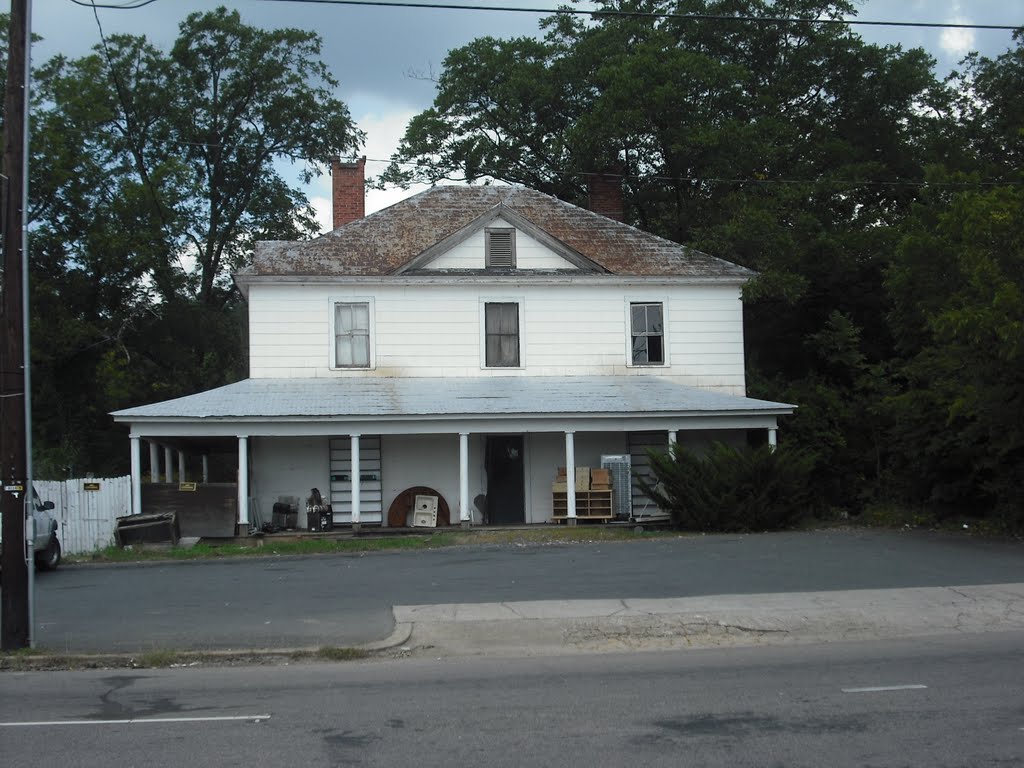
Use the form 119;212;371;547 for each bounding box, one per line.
112;376;794;423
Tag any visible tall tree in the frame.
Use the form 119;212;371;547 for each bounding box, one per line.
19;7;362;475
387;0;944;512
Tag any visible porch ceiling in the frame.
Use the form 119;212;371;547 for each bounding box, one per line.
112;375;794;429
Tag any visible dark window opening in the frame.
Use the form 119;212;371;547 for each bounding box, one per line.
631;302;664;365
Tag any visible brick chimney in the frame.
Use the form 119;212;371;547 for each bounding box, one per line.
587;169;625;222
331;156;366;229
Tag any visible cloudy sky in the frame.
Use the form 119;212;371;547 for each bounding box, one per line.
12;0;1024;229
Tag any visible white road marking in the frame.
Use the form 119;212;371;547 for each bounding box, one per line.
841;685;928;693
0;714;271;727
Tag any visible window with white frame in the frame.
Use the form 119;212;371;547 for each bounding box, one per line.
630;302;664;365
334;301;371;368
485;228;516;269
484;302;520;367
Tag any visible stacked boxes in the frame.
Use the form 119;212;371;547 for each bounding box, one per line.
590;468;611;491
552;467;613;492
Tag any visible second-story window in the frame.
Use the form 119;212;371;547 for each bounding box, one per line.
485;228;516;269
485;302;520;367
630;302;664;365
335;301;371;368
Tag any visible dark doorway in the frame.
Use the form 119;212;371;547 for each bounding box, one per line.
486;435;525;525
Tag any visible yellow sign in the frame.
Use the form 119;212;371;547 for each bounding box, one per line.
178;482;197;491
83;481;101;491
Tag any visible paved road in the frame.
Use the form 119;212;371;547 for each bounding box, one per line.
2;632;1023;767
24;528;1024;653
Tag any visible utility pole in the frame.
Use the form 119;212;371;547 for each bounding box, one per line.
1;0;31;651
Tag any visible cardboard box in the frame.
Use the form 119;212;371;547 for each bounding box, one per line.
552;481;568;492
591;469;611;486
575;467;591;491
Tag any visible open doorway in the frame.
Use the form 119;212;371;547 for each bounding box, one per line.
485;435;525;525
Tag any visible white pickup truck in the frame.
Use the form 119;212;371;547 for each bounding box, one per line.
0;488;61;571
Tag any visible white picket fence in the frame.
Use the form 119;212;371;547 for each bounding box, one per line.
35;476;131;555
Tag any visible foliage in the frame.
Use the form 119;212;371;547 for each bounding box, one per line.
6;7;362;475
641;443;815;532
885;181;1024;526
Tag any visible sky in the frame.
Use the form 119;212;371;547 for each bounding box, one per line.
11;0;1024;230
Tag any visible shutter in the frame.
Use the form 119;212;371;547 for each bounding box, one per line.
487;229;515;268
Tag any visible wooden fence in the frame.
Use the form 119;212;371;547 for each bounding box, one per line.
35;476;131;555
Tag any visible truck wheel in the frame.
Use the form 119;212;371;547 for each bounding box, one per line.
36;536;61;571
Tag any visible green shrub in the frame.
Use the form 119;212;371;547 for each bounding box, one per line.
640;442;815;532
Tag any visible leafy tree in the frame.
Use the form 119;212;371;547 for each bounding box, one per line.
885;181;1024;524
13;7;362;475
388;0;943;511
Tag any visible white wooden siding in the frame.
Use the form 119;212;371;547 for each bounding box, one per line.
248;282;747;393
428;217;577;270
35;476;131;554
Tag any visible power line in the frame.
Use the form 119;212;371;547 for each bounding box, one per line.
66;0;1023;31
256;0;1023;31
68;0;161;8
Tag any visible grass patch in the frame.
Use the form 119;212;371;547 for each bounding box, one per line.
137;649;183;668
65;525;674;564
313;646;369;662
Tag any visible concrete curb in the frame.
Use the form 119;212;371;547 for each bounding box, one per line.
387;583;1024;657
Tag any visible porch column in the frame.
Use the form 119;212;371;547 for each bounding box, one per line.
667;430;677;449
350;434;361;531
237;436;249;527
130;436;143;516
768;428;778;452
459;432;470;527
564;431;577;526
164;446;173;484
149;441;160;483
202;455;209;484
178;450;186;483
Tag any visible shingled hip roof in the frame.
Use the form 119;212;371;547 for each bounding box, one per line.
241;185;754;280
111;376;793;424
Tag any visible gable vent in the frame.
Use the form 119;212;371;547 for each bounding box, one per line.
486;228;516;269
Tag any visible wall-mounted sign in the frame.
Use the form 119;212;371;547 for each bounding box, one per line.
178;482;197;491
83;481;101;491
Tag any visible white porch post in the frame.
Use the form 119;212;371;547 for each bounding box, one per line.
164;446;173;484
237;436;249;528
768;428;778;452
178;450;186;483
149;441;160;483
459;432;470;527
350;434;361;531
130;436;143;516
565;431;577;526
667;430;677;448
202;455;209;484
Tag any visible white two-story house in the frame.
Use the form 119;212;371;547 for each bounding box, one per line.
113;159;793;532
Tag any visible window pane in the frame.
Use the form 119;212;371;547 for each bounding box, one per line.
335;302;371;368
631;305;646;332
485;303;520;367
336;304;352;332
647;304;663;332
647;335;663;364
353;304;369;331
632;335;648;364
500;335;520;366
353;336;370;367
336;338;353;367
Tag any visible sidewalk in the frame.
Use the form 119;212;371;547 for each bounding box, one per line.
371;583;1024;657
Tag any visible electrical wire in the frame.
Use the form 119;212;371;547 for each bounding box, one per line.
256;0;1023;31
65;0;1023;31
67;0;161;8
